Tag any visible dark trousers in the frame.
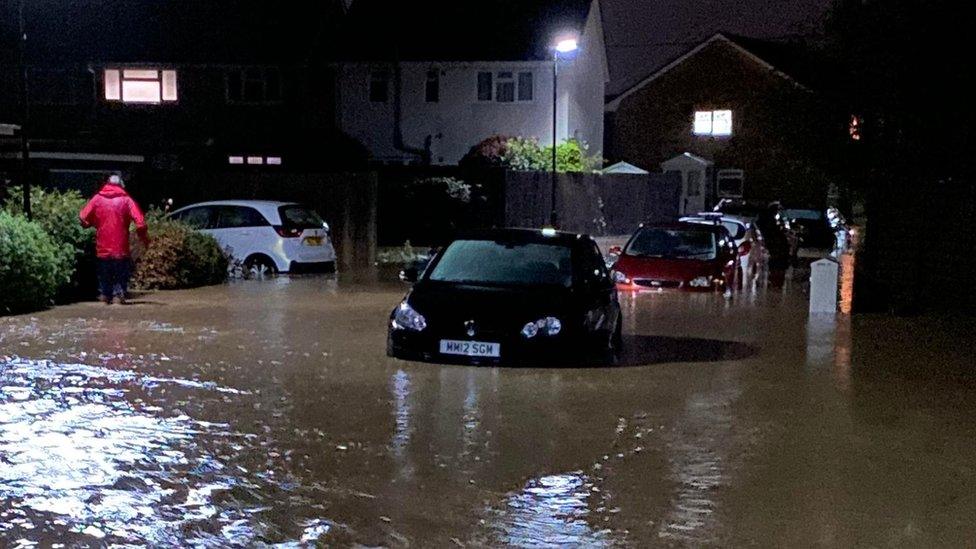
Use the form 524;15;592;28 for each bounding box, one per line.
96;258;132;298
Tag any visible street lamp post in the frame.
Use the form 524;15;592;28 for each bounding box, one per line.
17;0;31;218
549;38;578;228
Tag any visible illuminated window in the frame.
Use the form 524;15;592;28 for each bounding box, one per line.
104;69;177;104
266;156;282;166
230;155;280;166
246;156;264;165
693;110;733;137
849;115;862;141
228;156;244;165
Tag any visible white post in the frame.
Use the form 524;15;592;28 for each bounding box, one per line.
809;258;840;314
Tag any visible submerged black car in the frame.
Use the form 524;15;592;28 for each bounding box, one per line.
387;229;623;365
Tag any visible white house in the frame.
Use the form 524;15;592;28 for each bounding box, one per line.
335;0;608;165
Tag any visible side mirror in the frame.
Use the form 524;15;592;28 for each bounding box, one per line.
607;245;623;256
399;267;419;283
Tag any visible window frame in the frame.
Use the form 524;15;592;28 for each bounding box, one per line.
226;67;283;105
693;109;733;137
425;68;440;103
214;206;270;229
369;69;390;103
476;70;535;103
103;68;178;105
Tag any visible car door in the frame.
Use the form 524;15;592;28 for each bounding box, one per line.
212;206;269;260
578;241;619;339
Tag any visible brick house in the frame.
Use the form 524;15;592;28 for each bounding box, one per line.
605;33;835;208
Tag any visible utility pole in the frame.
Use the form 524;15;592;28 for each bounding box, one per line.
549;51;558;228
18;0;31;218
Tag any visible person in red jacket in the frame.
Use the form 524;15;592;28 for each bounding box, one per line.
79;175;150;304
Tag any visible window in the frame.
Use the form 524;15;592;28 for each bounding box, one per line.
693;109;733;136
517;72;534;101
425;69;439;102
174;207;216;230
477;72;493;101
495;72;515;102
428;240;574;288
229;154;281;166
104;69;177;104
216;206;268;229
717;169;745;197
369;69;389;103
477;70;534;102
227;68;282;103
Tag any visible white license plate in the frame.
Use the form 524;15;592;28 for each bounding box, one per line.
439;340;501;358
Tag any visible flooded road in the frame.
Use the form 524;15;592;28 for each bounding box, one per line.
3;272;976;546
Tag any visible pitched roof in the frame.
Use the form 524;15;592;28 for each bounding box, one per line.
606;33;811;111
339;0;593;62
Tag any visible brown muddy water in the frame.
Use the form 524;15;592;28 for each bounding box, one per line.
2;273;976;547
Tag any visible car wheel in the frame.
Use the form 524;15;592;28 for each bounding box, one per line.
244;255;278;279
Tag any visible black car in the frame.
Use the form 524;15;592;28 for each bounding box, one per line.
387;228;623;365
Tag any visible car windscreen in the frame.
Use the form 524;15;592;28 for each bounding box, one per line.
625;228;717;260
784;209;823;221
278;205;325;228
427;239;573;288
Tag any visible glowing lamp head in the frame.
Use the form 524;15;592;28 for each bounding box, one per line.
555;38;579;53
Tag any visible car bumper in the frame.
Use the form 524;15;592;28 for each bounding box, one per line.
387;329;600;366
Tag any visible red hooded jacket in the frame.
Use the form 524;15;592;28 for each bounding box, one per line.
79;184;149;259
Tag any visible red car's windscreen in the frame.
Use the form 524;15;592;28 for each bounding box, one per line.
625;228;717;260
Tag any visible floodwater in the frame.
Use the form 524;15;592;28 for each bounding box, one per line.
3;267;976;547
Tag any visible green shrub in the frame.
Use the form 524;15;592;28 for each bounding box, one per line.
0;211;70;313
461;135;602;172
131;211;228;290
4;186;97;300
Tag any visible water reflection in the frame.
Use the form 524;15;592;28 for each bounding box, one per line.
657;375;739;544
0;358;337;545
490;472;611;548
390;369;414;480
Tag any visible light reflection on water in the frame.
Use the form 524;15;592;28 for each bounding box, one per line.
0;358;336;546
489;472;613;548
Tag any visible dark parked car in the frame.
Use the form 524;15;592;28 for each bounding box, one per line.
609;222;738;294
387;228;623;365
714;199;797;268
782;206;840;252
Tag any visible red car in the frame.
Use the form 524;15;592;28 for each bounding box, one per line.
609;222;738;293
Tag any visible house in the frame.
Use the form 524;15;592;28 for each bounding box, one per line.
0;1;358;192
605;33;834;208
334;0;608;165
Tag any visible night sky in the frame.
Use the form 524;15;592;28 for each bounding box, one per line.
602;0;833;94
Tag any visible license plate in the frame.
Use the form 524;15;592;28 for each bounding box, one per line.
303;237;323;246
439;340;501;358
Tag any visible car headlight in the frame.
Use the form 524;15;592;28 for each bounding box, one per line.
392;301;427;332
689;276;711;288
521;317;561;338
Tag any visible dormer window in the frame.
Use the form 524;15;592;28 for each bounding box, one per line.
104;69;177;104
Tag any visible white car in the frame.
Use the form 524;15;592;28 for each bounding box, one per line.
169;200;336;275
680;212;768;285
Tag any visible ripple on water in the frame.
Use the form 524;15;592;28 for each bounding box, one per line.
0;358;339;546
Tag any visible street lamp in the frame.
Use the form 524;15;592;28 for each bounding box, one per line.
549;36;578;228
17;0;31;218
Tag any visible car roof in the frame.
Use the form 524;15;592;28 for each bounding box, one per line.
639;221;727;233
454;228;592;247
681;214;750;226
172;200;299;210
